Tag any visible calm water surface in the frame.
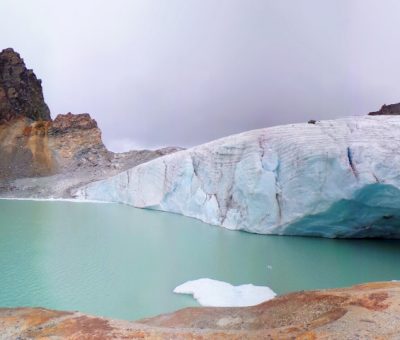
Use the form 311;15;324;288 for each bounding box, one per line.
0;199;400;320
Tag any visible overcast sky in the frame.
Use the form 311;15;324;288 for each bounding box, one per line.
1;1;400;151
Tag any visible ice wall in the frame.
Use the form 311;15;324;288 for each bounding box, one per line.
75;116;400;237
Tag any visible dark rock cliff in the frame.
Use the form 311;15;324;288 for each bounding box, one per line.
0;48;181;197
369;103;400;115
0;48;50;122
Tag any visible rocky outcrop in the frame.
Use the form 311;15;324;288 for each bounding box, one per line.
1;282;399;339
0;48;50;122
51;112;98;133
369;103;400;115
0;49;181;197
0;49;113;183
0;114;108;181
48;113;110;171
76;115;400;238
0;115;182;197
0;118;56;180
0;118;56;179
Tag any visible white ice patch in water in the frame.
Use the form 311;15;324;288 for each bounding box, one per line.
173;278;276;307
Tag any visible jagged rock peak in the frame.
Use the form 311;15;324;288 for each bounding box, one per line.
0;48;51;122
51;112;98;134
369;102;400;115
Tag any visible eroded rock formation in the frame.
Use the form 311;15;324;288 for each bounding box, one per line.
0;49;181;197
51;112;98;133
0;282;399;339
0;114;182;197
0;113;109;181
49;113;110;170
0;119;56;179
0;48;50;122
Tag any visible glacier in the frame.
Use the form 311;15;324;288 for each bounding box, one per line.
75;115;400;238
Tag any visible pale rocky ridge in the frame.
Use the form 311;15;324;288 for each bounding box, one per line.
77;115;400;238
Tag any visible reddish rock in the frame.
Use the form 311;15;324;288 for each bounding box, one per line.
51;112;98;134
1;282;400;339
0;118;56;179
0;114;106;180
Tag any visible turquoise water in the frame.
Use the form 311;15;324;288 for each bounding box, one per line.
1;200;400;320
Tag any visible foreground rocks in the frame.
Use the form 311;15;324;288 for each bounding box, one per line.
0;282;399;339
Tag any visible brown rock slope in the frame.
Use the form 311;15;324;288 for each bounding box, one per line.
0;113;182;197
0;113;105;180
1;282;400;339
0;48;182;197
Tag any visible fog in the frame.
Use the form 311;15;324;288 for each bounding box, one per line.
1;0;400;150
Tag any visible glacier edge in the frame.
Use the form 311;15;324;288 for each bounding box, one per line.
74;116;400;238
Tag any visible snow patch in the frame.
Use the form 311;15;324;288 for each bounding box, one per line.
173;278;276;307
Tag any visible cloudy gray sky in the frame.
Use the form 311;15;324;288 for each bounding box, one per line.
1;0;400;151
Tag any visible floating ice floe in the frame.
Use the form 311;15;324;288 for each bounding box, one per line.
173;278;276;307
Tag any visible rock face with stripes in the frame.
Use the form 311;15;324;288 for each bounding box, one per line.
76;115;400;238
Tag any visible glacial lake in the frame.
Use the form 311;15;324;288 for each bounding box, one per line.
1;199;400;320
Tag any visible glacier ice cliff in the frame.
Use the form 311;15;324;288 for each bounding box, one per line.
75;116;400;238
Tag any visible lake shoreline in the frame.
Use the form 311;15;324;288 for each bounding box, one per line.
1;281;399;339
